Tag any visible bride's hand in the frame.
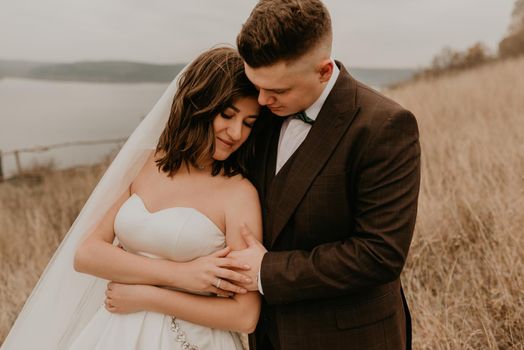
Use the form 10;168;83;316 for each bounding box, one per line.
104;282;153;314
174;246;252;295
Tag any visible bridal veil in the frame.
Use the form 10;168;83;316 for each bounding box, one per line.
1;67;186;349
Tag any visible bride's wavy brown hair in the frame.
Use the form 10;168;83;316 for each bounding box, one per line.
155;47;259;177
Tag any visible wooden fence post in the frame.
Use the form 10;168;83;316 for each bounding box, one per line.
0;150;4;182
14;150;22;176
0;138;126;181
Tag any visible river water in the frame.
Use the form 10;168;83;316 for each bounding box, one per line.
0;68;412;178
0;78;168;177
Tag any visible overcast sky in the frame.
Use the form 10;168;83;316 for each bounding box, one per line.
0;0;515;68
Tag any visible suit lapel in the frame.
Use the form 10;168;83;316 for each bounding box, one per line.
265;120;280;189
253;113;282;201
268;64;360;247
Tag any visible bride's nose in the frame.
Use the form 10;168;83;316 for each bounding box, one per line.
226;120;243;141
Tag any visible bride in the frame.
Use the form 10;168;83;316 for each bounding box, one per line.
1;47;262;350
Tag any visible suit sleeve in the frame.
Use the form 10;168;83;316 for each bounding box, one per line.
260;109;421;305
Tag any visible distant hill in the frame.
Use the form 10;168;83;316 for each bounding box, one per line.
0;60;186;83
0;60;46;79
0;59;417;87
350;67;417;89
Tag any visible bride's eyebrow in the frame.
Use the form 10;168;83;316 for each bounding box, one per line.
227;104;240;112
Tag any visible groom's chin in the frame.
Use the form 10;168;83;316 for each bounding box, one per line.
269;108;289;117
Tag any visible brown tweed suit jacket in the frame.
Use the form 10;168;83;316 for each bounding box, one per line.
247;62;420;350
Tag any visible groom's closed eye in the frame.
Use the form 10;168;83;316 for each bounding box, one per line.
271;89;289;95
253;85;290;95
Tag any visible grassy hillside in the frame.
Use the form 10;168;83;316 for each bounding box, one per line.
0;56;523;348
385;56;524;349
0;163;109;344
351;67;416;88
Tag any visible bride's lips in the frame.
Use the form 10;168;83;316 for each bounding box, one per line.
217;137;234;147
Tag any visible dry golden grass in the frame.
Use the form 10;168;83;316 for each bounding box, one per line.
0;163;108;343
1;56;523;349
385;56;524;349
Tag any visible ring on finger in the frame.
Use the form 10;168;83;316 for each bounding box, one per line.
215;278;222;289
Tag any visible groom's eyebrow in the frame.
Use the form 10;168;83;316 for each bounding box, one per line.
268;88;289;93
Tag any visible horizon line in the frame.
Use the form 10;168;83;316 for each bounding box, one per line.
0;57;420;71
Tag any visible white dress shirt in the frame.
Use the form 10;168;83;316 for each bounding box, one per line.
258;60;340;294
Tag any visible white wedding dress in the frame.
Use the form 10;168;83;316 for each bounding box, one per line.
69;193;244;350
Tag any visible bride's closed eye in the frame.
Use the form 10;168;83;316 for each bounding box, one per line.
243;120;256;128
220;112;256;128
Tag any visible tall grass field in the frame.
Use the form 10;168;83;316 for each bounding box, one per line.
1;56;523;349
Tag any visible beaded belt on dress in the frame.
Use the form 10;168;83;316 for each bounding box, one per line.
171;316;199;350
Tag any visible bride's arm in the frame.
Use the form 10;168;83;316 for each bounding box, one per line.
73;160;251;294
105;178;263;333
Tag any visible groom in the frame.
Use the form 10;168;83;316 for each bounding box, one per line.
228;0;421;349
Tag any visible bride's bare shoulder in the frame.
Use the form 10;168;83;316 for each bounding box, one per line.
220;174;259;202
220;175;262;237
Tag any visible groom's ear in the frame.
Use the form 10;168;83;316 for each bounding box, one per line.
317;59;334;83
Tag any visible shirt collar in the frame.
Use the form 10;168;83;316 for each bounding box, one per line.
304;58;340;121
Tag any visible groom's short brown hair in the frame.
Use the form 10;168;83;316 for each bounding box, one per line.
237;0;332;68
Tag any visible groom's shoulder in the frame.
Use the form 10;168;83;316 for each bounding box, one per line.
334;61;410;121
357;82;402;111
347;76;416;131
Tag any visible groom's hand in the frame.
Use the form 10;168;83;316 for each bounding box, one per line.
182;246;252;295
227;224;267;292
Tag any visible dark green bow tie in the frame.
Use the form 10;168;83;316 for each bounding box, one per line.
293;111;315;125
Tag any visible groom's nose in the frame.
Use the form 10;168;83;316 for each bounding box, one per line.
258;89;275;106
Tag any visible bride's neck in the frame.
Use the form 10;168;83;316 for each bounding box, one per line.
184;159;215;175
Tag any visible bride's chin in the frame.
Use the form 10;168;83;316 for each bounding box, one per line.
212;152;230;161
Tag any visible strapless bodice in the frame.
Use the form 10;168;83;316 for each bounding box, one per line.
114;193;225;261
70;193;243;350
